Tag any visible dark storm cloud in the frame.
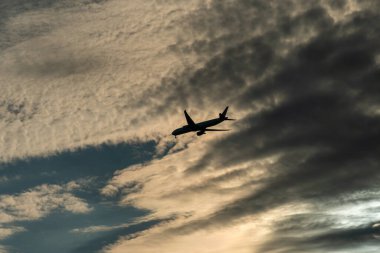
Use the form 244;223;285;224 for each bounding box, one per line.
154;0;380;251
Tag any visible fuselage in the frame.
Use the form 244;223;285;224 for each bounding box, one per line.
172;118;223;136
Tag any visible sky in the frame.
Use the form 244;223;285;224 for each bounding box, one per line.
0;0;380;252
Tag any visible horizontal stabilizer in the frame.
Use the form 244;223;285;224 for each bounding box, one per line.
205;128;230;131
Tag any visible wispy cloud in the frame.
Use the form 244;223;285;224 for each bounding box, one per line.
71;224;130;234
100;139;279;252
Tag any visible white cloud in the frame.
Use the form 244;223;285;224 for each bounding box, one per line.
0;246;8;253
105;218;269;253
101;139;258;218
0;181;91;250
0;182;92;224
0;0;205;162
0;226;26;240
100;138;304;253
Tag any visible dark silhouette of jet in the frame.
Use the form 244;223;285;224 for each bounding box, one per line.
172;106;235;137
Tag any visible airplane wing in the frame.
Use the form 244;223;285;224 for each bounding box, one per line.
184;110;196;126
205;128;230;131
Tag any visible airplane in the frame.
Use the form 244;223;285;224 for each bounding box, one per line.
172;106;235;137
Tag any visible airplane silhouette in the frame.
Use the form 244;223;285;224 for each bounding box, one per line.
172;106;235;137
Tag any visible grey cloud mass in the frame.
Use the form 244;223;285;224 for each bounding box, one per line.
139;0;380;251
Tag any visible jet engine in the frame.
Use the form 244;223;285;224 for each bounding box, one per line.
197;130;205;136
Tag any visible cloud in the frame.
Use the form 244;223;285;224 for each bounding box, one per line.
101;139;265;219
0;182;91;224
99;138;282;252
1;0;380;252
0;0;107;51
104;218;268;253
0;141;164;253
0;0;204;162
100;0;380;252
0;226;26;240
0;181;92;251
0;246;8;253
258;192;380;252
181;3;380;228
71;224;130;234
259;220;380;253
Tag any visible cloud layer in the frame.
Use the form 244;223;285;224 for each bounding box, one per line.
0;182;91;223
0;182;91;244
0;0;203;162
1;0;380;252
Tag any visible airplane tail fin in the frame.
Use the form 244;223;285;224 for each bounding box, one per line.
219;106;235;120
184;110;196;126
